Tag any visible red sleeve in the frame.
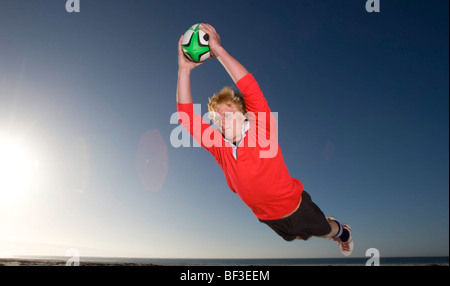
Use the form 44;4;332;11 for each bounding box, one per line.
177;102;222;157
236;74;276;140
236;73;270;114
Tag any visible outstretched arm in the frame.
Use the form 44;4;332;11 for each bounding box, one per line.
176;35;203;104
199;23;249;83
176;35;222;156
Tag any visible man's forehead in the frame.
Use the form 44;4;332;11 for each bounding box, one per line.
217;104;237;114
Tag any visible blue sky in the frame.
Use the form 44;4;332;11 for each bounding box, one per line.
0;0;448;259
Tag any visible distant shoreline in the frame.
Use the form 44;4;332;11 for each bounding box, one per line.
1;257;448;267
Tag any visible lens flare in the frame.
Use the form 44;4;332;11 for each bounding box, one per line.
135;129;168;192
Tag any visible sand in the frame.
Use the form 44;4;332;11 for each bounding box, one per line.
0;258;448;266
0;258;160;266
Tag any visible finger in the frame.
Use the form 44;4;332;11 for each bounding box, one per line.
178;35;184;53
200;23;213;34
198;25;209;34
202;23;216;33
199;25;217;42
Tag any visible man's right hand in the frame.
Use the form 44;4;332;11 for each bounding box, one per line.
198;23;221;58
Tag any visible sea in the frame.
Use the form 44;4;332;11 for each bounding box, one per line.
9;255;450;266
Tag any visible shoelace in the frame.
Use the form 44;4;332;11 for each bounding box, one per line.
332;236;352;252
340;240;351;252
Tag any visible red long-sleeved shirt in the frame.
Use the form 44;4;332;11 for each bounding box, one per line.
177;73;303;220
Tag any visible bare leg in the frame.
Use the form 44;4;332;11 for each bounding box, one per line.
319;220;340;239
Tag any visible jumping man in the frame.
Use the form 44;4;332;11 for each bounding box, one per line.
176;23;353;256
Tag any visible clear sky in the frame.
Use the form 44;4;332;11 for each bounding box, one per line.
0;0;448;259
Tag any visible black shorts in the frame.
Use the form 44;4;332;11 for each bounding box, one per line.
259;191;331;241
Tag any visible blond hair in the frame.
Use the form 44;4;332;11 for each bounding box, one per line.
208;87;246;123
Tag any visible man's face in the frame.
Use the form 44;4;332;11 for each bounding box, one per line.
214;103;246;143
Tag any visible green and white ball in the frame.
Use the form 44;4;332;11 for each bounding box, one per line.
181;23;211;63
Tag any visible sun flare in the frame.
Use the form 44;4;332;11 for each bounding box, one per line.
0;137;35;207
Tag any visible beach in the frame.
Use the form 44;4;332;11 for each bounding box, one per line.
1;257;448;266
0;258;160;266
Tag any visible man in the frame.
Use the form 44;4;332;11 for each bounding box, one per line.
176;23;353;256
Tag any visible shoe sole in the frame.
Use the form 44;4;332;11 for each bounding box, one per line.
341;224;353;256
